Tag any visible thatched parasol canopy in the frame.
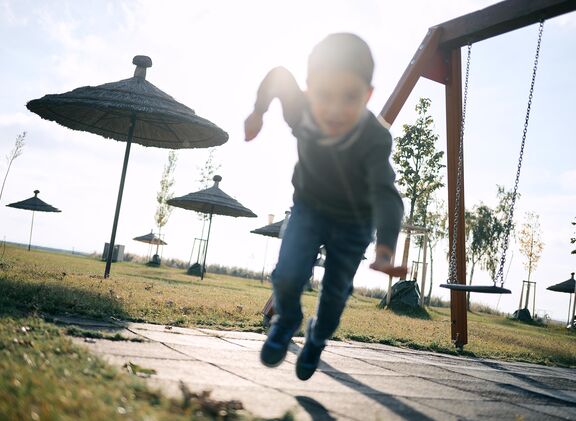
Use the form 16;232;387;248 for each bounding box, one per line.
7;189;61;213
547;273;576;294
250;220;284;239
27;56;228;149
133;231;167;246
168;175;256;218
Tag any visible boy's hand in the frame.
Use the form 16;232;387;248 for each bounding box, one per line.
369;244;408;278
369;259;408;278
244;111;264;141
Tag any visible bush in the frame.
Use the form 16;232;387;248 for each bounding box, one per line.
470;302;504;315
353;286;387;300
427;296;450;308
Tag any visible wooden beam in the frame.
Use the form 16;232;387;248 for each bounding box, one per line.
445;48;468;348
379;0;576;126
437;0;576;49
378;27;443;128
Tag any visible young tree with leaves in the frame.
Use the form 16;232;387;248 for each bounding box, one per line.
479;185;518;281
418;198;448;304
518;212;544;283
154;150;177;255
392;98;444;268
465;204;504;309
0;131;26;203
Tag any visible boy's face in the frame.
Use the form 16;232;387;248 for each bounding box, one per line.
306;70;373;137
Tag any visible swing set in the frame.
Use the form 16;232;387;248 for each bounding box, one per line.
380;0;576;348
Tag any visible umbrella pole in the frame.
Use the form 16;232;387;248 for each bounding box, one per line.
104;113;136;278
571;293;576;328
28;210;35;251
201;212;213;280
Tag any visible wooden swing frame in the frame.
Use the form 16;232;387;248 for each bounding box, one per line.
380;0;576;348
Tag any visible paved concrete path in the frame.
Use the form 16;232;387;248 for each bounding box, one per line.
57;316;576;420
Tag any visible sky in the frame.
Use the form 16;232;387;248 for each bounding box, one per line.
0;0;575;322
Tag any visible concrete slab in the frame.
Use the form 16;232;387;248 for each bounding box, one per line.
68;318;576;420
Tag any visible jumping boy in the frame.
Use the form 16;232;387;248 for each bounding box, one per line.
244;33;407;381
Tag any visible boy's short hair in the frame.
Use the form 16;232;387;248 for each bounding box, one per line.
308;33;374;85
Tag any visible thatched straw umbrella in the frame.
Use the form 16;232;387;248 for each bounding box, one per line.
6;190;61;251
26;56;227;278
133;231;167;264
547;273;576;326
168;175;256;280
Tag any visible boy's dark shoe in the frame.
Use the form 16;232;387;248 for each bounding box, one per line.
260;322;299;367
296;319;325;381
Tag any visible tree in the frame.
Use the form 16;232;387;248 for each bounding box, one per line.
466;204;504;309
518;212;544;283
0;131;26;203
419;198;448;305
154;150;177;243
393;98;445;267
481;186;518;281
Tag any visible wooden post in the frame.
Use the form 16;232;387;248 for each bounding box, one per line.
445;47;468;348
420;233;428;307
386;250;396;307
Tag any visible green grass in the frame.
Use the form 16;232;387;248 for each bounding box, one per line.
0;315;252;420
1;244;575;369
0;245;307;420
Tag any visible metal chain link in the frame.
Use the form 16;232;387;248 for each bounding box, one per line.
448;44;471;283
494;20;544;286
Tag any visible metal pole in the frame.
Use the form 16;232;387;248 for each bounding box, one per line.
28;211;35;251
261;237;269;283
104;112;136;278
571;290;576;328
200;210;214;280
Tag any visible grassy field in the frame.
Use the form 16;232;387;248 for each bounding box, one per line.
2;244;575;419
2;244;575;367
1;245;298;421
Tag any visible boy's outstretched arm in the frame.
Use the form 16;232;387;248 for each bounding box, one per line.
244;66;304;141
366;130;408;279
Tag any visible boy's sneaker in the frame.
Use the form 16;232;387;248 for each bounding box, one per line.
260;322;299;367
296;319;325;381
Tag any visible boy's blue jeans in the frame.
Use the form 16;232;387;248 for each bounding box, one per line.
271;201;373;344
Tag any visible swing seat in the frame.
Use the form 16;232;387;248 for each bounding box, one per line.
440;283;511;294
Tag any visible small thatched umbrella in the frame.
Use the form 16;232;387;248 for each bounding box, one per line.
547;273;576;326
26;55;228;278
133;231;167;246
6;190;61;251
168;175;257;279
133;231;167;263
250;220;284;239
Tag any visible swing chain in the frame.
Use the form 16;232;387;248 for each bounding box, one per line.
448;44;472;283
494;20;544;286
